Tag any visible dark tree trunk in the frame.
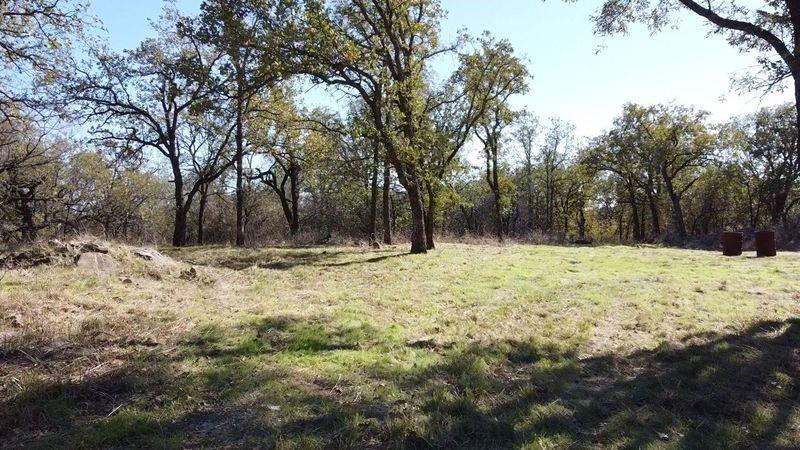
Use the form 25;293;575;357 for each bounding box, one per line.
18;189;36;243
663;177;687;240
493;191;504;241
646;189;661;236
771;189;789;227
486;148;503;242
525;162;534;231
235;111;245;247
173;205;188;247
368;144;379;241
197;183;208;245
395;165;426;253
578;206;586;240
795;77;800;164
171;163;188;247
234;58;248;247
276;191;297;237
628;186;642;242
424;181;436;250
290;163;300;236
407;182;427;253
382;158;392;244
460;205;474;234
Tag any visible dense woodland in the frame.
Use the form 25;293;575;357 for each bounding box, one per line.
2;0;800;252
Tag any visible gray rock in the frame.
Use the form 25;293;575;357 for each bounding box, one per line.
134;248;173;266
75;252;119;272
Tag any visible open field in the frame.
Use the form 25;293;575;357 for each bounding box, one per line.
2;243;800;448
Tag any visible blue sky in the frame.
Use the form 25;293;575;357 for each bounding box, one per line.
90;0;790;139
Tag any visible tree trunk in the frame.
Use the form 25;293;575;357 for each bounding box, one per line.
290;215;299;236
276;192;296;237
173;205;188;247
234;59;247;247
664;178;687;240
235;115;246;246
487;149;503;242
526;162;534;231
395;165;426;253
171;168;188;247
197;183;208;245
424;181;436;250
460;205;473;234
795;77;800;165
628;186;642;241
290;163;300;236
407;182;427;253
646;189;661;236
493;190;504;242
368;144;379;241
771;189;789;227
18;189;36;243
382;159;392;244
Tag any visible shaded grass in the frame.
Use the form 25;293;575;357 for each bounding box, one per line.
2;243;800;448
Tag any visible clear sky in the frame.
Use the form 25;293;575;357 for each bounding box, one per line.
90;0;791;139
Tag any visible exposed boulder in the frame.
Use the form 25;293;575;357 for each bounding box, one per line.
2;238;178;274
134;248;174;267
75;252;120;272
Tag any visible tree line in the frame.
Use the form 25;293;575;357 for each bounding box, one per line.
2;0;799;252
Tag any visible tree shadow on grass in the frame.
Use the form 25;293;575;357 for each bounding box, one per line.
396;319;800;449
2;317;799;448
168;247;407;271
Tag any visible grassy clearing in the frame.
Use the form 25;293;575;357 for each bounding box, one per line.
2;243;800;448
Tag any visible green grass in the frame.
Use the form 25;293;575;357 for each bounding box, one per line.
2;243;800;448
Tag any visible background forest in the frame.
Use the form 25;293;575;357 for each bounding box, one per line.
2;0;799;251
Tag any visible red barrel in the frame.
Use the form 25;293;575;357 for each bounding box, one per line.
755;230;776;257
720;232;742;256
